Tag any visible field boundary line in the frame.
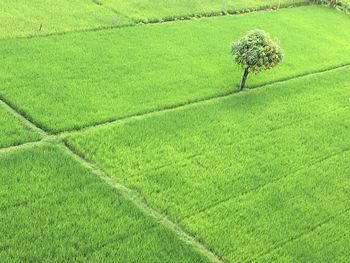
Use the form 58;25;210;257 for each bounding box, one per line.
57;63;350;138
0;44;348;263
62;142;227;263
91;0;134;26
0;97;48;137
0;140;48;155
0;86;227;262
0;3;311;42
1;62;350;154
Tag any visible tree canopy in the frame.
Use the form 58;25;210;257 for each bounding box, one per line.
232;30;283;90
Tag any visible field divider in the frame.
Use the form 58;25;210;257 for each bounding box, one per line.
1;62;350;155
0;87;228;261
56;62;350;139
0;42;349;262
62;142;227;263
0;3;311;42
0;97;48;137
0;140;46;155
0;135;60;155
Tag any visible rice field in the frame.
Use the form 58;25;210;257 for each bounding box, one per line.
0;145;209;262
0;102;41;148
66;66;350;262
1;6;350;132
0;0;305;39
1;2;349;262
100;0;308;22
0;0;123;39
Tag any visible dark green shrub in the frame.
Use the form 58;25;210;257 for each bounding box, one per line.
232;30;283;91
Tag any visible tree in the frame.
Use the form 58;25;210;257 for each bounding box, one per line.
232;30;283;91
330;0;337;7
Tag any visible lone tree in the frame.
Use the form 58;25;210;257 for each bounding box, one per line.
330;0;337;7
232;30;283;91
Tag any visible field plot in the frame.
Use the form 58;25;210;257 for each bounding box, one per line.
0;0;305;39
0;0;127;39
1;1;350;262
101;0;307;22
0;104;41;148
1;6;350;132
0;144;209;262
67;66;350;262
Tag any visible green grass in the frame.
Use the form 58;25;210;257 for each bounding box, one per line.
0;0;129;39
66;66;350;262
257;211;350;262
0;0;306;39
1;6;350;132
0;144;209;262
2;3;350;262
0;106;41;148
101;0;307;22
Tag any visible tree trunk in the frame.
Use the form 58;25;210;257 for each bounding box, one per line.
240;68;249;91
331;0;337;7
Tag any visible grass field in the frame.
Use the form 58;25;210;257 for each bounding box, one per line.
1;2;350;262
0;144;209;262
66;66;350;262
101;0;307;22
1;6;350;132
0;0;124;39
0;0;305;39
0;104;41;148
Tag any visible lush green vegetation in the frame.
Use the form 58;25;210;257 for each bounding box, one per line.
1;3;349;262
0;0;126;39
101;0;307;22
232;29;283;90
0;144;209;262
257;210;350;262
340;0;350;5
0;106;41;148
0;0;306;39
1;6;350;132
67;66;350;262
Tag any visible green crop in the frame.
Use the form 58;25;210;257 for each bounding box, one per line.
0;0;306;39
67;66;350;262
0;107;41;148
1;6;350;132
0;144;209;262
